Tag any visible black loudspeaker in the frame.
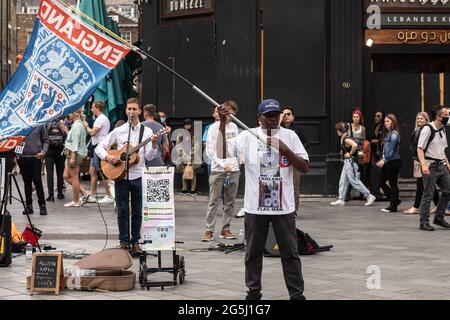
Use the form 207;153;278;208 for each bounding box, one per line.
0;210;12;267
264;225;280;257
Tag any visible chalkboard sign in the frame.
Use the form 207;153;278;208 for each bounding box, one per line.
30;252;63;295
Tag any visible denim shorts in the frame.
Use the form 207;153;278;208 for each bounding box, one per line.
90;152;101;171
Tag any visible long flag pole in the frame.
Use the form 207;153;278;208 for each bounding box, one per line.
58;0;277;151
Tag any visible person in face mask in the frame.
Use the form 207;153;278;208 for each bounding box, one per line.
417;105;450;231
158;111;168;126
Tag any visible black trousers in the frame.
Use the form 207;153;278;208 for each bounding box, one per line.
379;159;402;209
371;163;391;198
17;157;46;207
244;212;304;299
413;177;440;209
45;148;65;196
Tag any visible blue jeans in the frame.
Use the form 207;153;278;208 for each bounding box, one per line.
338;159;370;200
115;178;142;245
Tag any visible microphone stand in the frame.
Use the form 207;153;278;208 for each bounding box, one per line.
125;115;133;252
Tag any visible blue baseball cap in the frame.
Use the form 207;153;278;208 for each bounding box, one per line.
257;99;282;115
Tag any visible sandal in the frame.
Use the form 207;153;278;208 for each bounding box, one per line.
63;201;83;207
403;207;418;215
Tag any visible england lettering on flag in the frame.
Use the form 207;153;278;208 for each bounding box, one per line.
0;0;130;151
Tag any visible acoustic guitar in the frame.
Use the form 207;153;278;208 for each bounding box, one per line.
101;127;171;181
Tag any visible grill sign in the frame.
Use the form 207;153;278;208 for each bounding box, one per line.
162;0;214;19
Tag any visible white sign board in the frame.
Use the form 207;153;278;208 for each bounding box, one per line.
141;167;176;251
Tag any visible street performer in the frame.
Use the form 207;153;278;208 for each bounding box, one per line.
95;98;158;254
216;99;309;300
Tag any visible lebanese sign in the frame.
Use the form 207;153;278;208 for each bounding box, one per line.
379;13;450;27
141;167;176;251
365;0;450;11
365;29;450;44
161;0;214;19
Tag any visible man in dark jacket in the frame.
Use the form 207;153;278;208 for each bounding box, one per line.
16;125;49;215
281;106;310;213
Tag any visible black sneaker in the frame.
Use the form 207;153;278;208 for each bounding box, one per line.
290;294;307;300
181;190;188;195
433;219;450;229
39;205;47;215
57;193;65;200
189;190;197;195
23;205;33;215
245;291;262;300
46;195;55;202
420;223;435;231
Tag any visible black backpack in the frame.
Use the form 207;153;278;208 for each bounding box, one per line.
296;229;333;255
264;226;333;256
47;121;65;148
410;124;445;160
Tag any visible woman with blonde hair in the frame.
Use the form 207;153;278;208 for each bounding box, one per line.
63;108;88;207
404;112;440;214
377;113;402;213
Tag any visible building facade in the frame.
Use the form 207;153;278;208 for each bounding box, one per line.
0;0;18;90
139;0;450;194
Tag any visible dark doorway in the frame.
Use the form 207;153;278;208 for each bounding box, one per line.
371;54;450;178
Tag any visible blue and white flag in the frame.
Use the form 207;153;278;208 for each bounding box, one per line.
0;0;130;151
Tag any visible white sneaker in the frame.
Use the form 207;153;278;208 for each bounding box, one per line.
330;199;345;206
85;195;97;203
98;195;114;204
365;194;376;206
235;208;245;218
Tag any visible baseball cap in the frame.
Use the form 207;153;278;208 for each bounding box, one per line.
258;99;282;115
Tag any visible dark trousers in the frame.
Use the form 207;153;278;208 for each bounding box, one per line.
419;163;450;224
45;148;65;196
244;212;304;299
379;159;401;209
115;178;142;245
413;177;440;209
17;157;46;207
371;164;391;198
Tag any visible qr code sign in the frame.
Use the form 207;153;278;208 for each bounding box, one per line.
146;179;170;203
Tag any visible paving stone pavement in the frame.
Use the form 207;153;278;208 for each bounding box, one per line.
1;176;450;300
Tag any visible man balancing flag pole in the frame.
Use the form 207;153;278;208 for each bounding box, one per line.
0;0;130;151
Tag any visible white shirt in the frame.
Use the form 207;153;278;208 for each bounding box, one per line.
418;122;447;162
206;121;240;172
95;122;157;180
91;113;111;146
227;126;309;215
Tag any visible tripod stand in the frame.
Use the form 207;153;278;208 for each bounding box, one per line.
0;172;41;252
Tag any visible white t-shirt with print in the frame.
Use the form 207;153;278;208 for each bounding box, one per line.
91;113;111;146
227;126;309;215
206;121;240;172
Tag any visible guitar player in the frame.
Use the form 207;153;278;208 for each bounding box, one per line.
95;98;158;255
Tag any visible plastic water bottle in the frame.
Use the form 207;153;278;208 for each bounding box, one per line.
238;230;245;243
224;173;231;188
25;243;33;262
